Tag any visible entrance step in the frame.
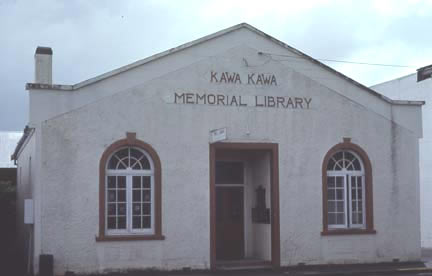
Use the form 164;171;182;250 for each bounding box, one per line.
216;259;272;270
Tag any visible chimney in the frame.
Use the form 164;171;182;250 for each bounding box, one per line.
34;46;52;84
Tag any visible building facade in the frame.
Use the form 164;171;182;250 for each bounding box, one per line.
13;24;424;275
372;68;431;248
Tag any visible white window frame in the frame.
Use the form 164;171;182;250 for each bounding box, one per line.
326;174;348;229
327;151;365;230
105;148;155;236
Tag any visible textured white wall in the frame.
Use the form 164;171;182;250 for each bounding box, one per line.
31;47;422;274
372;75;431;248
250;153;271;260
28;27;421;137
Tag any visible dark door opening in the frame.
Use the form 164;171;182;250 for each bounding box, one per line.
216;186;244;260
215;161;244;260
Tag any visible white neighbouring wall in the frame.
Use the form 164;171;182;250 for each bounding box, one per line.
17;24;423;274
372;74;432;248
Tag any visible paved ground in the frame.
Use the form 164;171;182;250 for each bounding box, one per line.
423;248;432;268
78;270;432;276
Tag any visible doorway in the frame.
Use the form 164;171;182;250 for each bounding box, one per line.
209;143;280;269
215;161;245;260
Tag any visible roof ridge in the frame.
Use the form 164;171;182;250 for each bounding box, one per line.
25;22;423;106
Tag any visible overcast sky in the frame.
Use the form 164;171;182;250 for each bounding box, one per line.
1;0;432;131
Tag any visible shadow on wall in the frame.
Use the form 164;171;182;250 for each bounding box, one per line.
0;168;23;275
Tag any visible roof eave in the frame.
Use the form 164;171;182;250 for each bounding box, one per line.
11;126;34;162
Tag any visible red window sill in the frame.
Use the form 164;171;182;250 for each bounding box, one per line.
95;234;165;242
321;229;376;236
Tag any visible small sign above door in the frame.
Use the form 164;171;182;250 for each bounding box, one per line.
210;127;227;143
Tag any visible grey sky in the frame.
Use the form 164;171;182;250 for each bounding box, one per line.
1;0;431;131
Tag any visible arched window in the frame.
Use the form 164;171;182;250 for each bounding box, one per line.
326;150;364;228
97;133;164;241
322;139;375;235
106;147;154;234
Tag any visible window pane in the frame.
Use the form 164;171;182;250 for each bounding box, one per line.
118;176;126;188
143;190;151;202
131;160;142;170
352;202;357;212
130;148;143;161
328;201;335;212
327;177;335;187
117;204;126;215
345;152;355;162
353;159;361;170
133;190;141;202
130;148;151;170
108;155;119;170
132;148;151;170
116;148;129;167
117;160;127;170
108;176;116;188
334;161;343;170
133;216;141;228
140;157;151;170
346;162;354;170
327;158;336;170
142;203;151;215
334;151;343;162
336;177;343;187
328;213;336;225
143;216;151;228
328;189;335;200
133;203;141;215
352;189;357;198
108;191;116;202
215;161;244;184
133;176;141;188
143;176;151;188
107;217;116;229
358;212;363;224
352;213;358;224
117;190;126;202
336;213;345;224
117;216;126;229
336;189;343;199
108;204;116;215
337;201;344;212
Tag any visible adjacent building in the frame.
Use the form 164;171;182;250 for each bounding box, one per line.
13;23;424;275
0;131;21;189
0;131;21;273
0;131;21;168
372;66;431;248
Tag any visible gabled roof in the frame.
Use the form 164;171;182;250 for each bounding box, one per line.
26;23;423;106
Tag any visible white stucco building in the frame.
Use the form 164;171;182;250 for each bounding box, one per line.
13;23;424;275
372;67;431;248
